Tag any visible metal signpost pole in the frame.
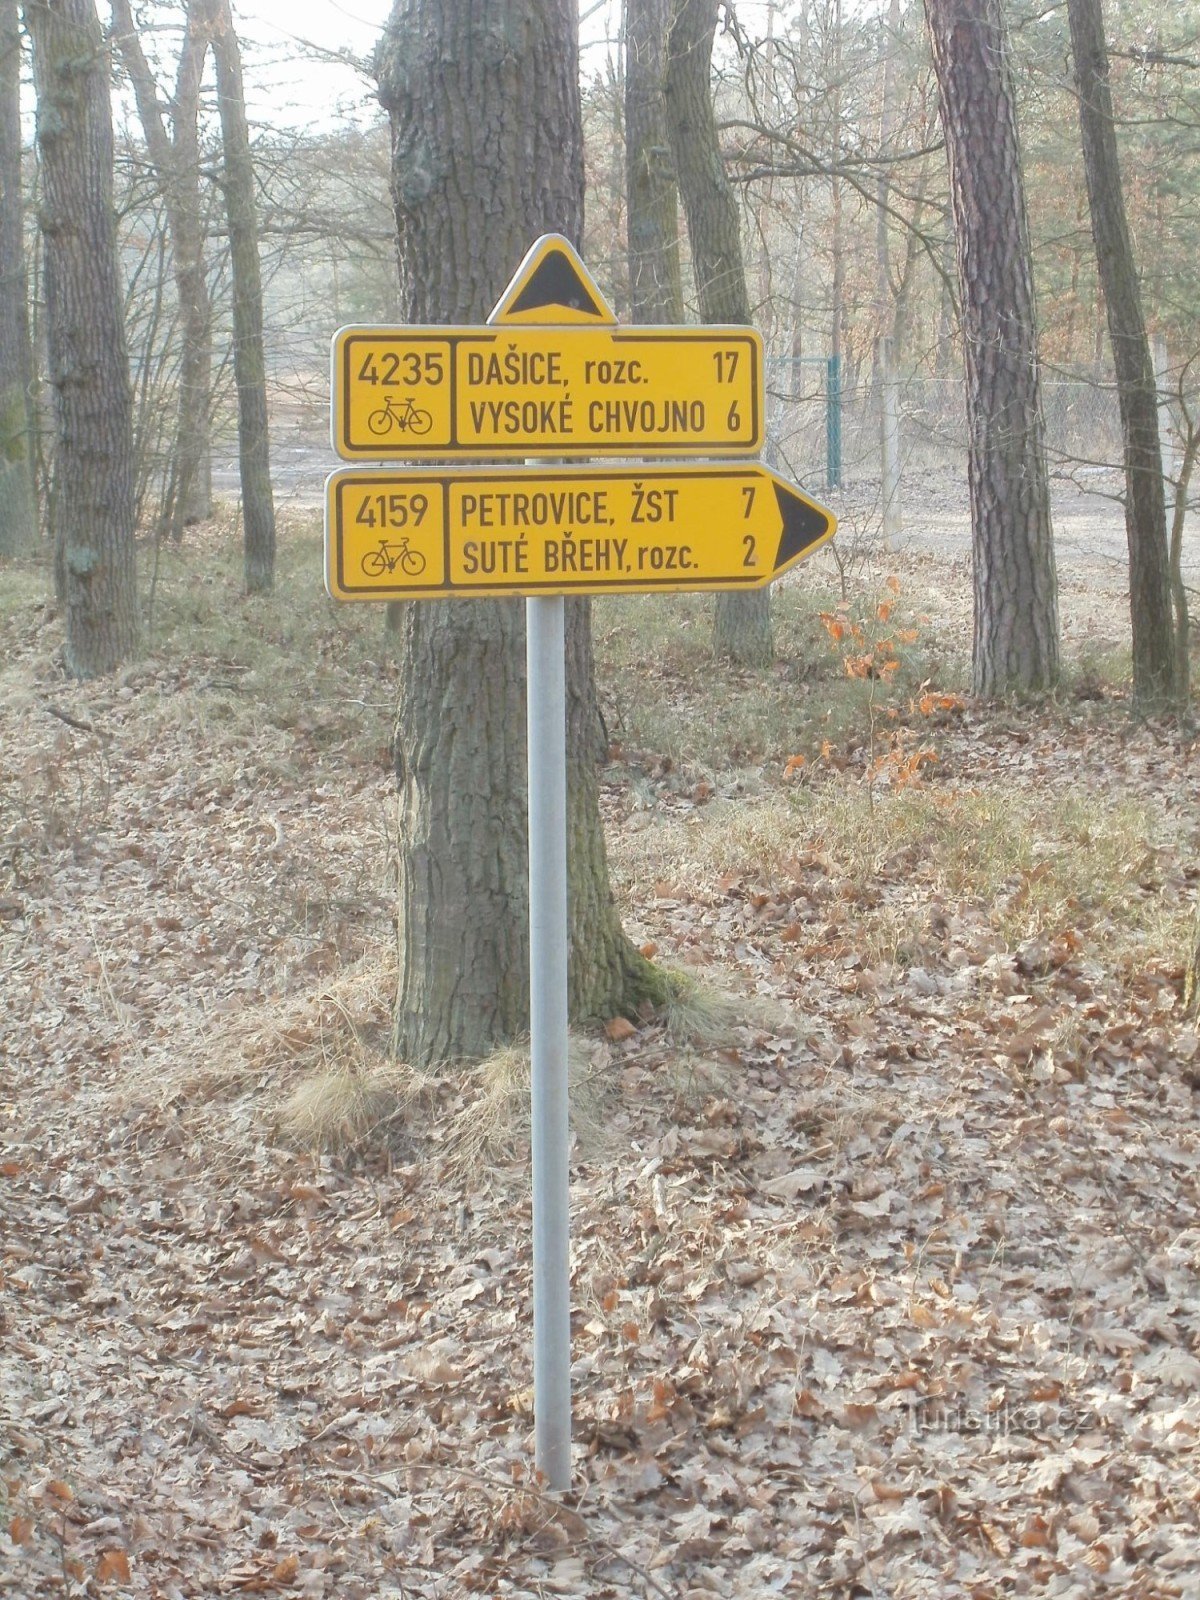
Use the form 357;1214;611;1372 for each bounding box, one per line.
526;588;572;1490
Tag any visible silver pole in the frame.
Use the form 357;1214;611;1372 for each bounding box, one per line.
526;590;572;1490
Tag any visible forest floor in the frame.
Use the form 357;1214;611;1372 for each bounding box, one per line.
1;512;1199;1599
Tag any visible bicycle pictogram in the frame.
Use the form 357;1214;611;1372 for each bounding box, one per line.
360;537;427;579
367;394;433;437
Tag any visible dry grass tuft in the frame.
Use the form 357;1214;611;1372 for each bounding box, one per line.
661;964;795;1048
663;1049;738;1108
442;1035;614;1178
278;1057;424;1155
196;949;398;1085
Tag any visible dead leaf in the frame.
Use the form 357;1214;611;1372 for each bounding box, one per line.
95;1550;132;1584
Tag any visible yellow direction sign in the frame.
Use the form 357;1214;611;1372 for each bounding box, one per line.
331;237;763;459
324;465;835;601
332;326;763;460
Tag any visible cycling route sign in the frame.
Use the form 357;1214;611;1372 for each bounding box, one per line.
330;238;763;460
324;463;835;601
322;235;836;1495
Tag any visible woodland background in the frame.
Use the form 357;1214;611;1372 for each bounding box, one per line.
2;1;1200;1596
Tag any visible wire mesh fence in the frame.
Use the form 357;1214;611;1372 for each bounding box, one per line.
766;358;1134;493
761;355;1200;578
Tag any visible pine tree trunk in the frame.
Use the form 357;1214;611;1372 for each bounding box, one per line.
925;0;1059;696
203;0;274;592
664;0;772;668
1067;0;1178;706
625;0;683;325
376;0;658;1068
26;0;138;676
0;0;36;557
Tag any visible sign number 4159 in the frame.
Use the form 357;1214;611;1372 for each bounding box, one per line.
355;492;430;529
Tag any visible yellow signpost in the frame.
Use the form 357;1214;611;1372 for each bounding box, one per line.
325;463;835;600
324;234;836;1495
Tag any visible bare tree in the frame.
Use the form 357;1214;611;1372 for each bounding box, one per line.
25;0;138;675
111;0;213;536
1067;0;1181;705
925;0;1059;696
625;0;683;324
196;0;274;593
665;0;772;666
0;0;35;556
374;0;659;1067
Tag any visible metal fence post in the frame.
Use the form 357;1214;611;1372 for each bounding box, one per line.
880;337;900;541
1153;336;1178;508
826;353;842;491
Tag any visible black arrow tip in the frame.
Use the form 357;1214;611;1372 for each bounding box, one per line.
774;483;834;571
508;249;608;319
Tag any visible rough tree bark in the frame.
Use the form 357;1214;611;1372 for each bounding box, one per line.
625;0;683;325
925;0;1059;696
1067;0;1179;705
199;0;274;592
0;0;35;557
375;0;659;1068
26;0;138;675
111;0;213;534
664;0;772;667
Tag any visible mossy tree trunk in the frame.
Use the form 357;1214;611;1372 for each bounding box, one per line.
375;0;659;1068
664;0;772;668
0;0;36;557
26;0;138;676
925;0;1060;697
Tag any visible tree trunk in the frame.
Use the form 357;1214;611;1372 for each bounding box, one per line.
375;0;658;1068
925;0;1059;696
111;0;213;535
26;0;138;676
624;0;683;324
1067;0;1179;706
201;0;274;592
0;0;36;556
873;0;897;371
664;0;772;668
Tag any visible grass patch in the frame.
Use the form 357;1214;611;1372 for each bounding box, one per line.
614;782;1189;973
593;573;964;771
139;507;396;761
0;559;48;623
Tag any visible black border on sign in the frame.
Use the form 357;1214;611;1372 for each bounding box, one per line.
327;465;835;600
334;328;764;459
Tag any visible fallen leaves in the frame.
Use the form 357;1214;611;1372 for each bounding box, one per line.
4;542;1200;1599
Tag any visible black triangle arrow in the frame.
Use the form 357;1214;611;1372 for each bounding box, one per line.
773;482;834;573
507;248;609;320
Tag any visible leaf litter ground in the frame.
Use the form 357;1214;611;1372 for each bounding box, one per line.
1;521;1199;1598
